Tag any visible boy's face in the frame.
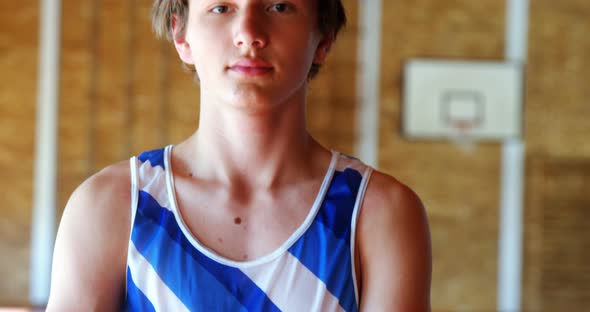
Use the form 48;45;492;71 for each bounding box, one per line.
174;0;332;110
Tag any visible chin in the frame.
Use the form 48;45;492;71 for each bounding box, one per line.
225;87;282;113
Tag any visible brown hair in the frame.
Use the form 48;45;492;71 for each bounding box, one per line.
151;0;347;78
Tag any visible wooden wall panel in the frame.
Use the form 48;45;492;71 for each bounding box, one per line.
525;158;590;311
379;1;505;310
129;1;167;155
58;0;94;216
93;0;131;169
57;0;200;220
0;1;38;304
526;0;590;157
307;0;358;156
523;0;590;310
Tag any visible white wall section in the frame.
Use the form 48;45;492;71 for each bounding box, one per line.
356;0;382;167
498;0;529;311
30;0;62;305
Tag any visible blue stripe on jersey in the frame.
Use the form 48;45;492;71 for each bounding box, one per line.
289;219;356;312
132;191;280;312
319;169;362;242
288;169;362;312
132;193;247;311
138;148;166;170
125;268;156;312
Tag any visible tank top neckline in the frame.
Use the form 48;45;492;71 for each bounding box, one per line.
162;145;339;269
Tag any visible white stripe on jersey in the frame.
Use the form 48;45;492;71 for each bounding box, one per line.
137;160;172;210
241;252;345;312
128;241;190;312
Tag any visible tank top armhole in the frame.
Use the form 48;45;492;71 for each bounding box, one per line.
125;156;140;302
350;166;373;307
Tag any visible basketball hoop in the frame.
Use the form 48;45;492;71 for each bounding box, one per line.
449;119;478;152
451;120;476;137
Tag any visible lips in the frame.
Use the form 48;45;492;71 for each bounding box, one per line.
229;58;274;76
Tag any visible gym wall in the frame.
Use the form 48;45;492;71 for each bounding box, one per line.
1;0;589;310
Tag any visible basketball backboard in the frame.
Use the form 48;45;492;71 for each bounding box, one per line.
402;59;524;141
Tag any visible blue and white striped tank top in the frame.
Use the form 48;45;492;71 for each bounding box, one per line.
124;145;373;312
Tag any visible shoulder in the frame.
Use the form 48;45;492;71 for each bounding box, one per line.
60;160;132;244
358;170;430;261
360;170;427;226
357;169;432;310
47;160;132;310
72;160;132;205
63;160;132;224
60;160;133;256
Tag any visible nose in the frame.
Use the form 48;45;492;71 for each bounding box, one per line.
233;9;268;50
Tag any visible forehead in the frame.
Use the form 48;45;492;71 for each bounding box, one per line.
190;0;317;9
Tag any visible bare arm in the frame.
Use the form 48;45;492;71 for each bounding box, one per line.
46;162;131;311
358;171;432;311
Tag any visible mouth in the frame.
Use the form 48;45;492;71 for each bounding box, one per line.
229;58;274;76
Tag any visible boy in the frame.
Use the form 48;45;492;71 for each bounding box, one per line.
47;0;431;311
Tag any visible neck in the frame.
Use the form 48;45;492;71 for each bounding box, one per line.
186;88;322;189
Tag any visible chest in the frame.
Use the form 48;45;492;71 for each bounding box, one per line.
172;177;322;262
128;159;364;311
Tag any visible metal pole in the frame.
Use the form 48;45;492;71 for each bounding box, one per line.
30;0;62;305
498;0;529;310
356;0;382;167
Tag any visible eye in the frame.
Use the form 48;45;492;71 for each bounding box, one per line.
268;3;291;13
211;5;230;14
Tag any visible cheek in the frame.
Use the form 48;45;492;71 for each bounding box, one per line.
189;35;228;73
283;38;319;71
186;21;226;53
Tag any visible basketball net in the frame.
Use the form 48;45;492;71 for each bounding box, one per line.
449;120;477;152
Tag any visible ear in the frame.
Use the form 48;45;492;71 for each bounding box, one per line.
313;32;334;65
172;15;194;65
